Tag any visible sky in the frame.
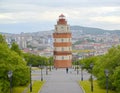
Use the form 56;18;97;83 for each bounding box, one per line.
0;0;120;34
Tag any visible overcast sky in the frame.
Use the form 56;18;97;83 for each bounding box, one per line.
0;0;120;33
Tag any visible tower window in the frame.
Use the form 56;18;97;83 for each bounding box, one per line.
69;38;70;41
54;56;56;60
61;26;64;29
54;39;56;42
56;27;57;31
61;38;64;42
62;56;64;60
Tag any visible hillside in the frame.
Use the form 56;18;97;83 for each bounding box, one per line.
70;26;120;35
0;25;120;35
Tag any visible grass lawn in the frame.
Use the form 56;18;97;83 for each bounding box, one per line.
32;74;39;76
27;80;45;93
79;80;116;93
32;67;40;70
11;80;44;93
12;85;28;93
1;86;26;93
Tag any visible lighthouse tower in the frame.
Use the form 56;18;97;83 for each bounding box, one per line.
53;14;72;68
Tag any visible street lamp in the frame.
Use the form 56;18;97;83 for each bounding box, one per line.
80;64;84;81
39;65;43;81
90;63;94;92
48;60;52;71
76;61;79;75
74;61;76;71
8;71;13;93
77;61;79;75
29;64;32;92
45;61;48;75
49;60;51;71
104;69;109;93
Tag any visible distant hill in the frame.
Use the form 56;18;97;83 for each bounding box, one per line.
0;25;120;35
0;32;10;35
0;32;4;34
70;26;120;35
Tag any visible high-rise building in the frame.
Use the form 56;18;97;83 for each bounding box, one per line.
53;14;72;68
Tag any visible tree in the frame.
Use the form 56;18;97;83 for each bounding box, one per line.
80;56;98;71
80;45;120;92
112;66;120;92
0;35;30;93
11;42;22;56
23;53;49;66
92;46;120;92
48;56;54;66
0;34;7;44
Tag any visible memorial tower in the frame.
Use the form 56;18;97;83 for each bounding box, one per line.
53;14;72;68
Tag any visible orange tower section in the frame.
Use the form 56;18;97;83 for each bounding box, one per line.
53;14;72;68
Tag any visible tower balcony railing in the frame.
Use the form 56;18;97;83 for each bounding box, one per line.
54;42;72;47
54;51;72;55
53;33;71;38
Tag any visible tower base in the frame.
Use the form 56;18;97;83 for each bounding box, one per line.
54;60;72;68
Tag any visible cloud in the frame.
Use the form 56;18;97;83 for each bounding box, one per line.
0;6;119;23
5;0;119;7
0;0;120;32
90;16;120;24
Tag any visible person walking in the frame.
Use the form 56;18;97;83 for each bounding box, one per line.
66;68;69;73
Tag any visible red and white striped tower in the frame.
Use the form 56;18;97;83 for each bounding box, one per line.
53;14;72;68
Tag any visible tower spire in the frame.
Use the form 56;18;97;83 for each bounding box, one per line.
57;14;67;25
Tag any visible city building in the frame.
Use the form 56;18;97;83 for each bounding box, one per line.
53;14;72;68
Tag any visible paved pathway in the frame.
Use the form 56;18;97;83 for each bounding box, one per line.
39;68;87;93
